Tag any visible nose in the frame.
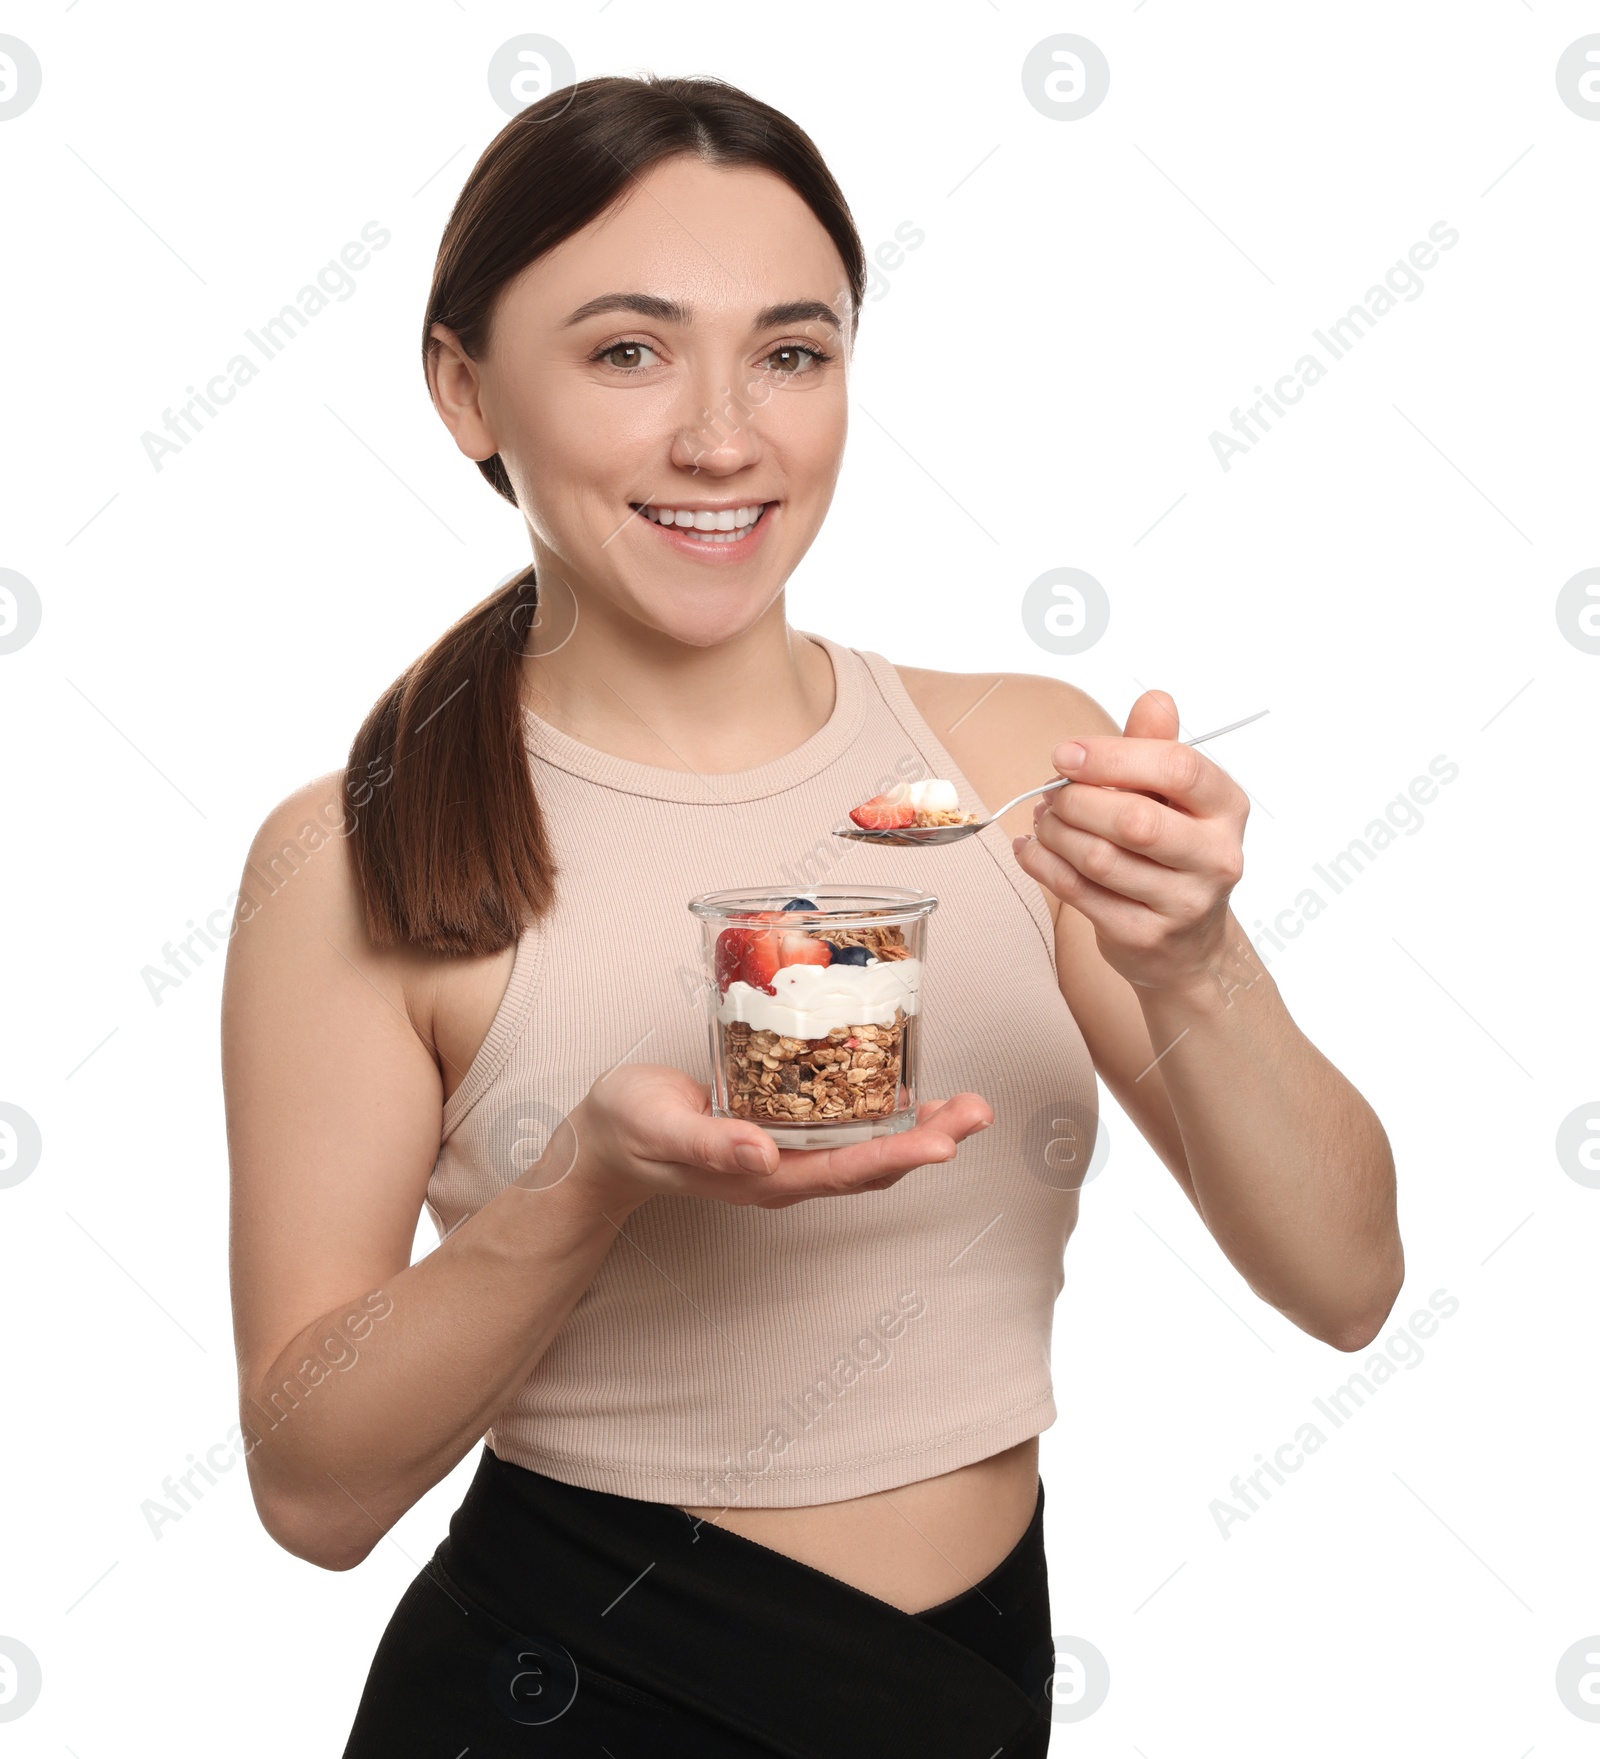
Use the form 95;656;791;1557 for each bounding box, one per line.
668;376;765;477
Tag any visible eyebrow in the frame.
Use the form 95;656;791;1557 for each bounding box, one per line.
563;293;843;332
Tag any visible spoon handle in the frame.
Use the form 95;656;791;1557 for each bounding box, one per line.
989;777;1072;820
1185;707;1270;748
989;708;1270;823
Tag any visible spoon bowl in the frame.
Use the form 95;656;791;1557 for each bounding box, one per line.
831;710;1270;847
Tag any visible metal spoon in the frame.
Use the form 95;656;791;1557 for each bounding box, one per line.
831;709;1271;846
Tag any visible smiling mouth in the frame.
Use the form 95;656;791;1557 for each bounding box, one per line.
630;501;771;545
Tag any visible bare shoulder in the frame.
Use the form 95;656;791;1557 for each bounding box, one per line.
893;665;1119;824
233;770;371;959
226;770;433;1063
893;665;1117;740
231;771;515;1098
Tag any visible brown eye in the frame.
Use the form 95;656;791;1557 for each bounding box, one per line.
767;345;821;375
598;341;659;370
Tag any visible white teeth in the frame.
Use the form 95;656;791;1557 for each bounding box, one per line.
636;503;767;539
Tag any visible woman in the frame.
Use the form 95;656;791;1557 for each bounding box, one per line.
222;74;1402;1755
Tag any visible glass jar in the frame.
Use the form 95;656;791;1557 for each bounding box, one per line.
687;885;939;1150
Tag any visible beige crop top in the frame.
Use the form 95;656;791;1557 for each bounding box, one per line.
425;633;1098;1509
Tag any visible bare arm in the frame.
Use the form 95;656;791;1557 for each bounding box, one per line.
222;781;641;1568
224;779;993;1570
905;669;1402;1351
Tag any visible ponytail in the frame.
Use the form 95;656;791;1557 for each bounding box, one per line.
342;568;555;958
342;74;865;954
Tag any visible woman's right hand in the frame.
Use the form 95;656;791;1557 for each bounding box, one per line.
557;1063;994;1214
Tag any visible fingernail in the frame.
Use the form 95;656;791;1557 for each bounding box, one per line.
1056;742;1087;771
1012;834;1035;851
735;1144;770;1174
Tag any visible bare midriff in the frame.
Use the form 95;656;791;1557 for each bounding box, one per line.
676;1433;1041;1614
428;931;1046;1618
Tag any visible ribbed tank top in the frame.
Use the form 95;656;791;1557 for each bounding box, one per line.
426;633;1098;1509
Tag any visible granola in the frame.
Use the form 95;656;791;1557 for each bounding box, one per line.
813;923;912;957
707;900;925;1134
724;1010;910;1122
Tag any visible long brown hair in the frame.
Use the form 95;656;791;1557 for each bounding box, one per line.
341;75;867;958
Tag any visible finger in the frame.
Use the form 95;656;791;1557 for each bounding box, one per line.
1122;688;1180;743
832;1099;995;1171
1033;813;1216;911
756;1114;972;1200
1040;781;1213;874
650;1105;778;1179
1049;735;1241;817
913;1094;995;1138
1038;788;1241;891
1012;831;1162;934
755;1169;909;1209
723;1096;994;1206
779;1122;960;1187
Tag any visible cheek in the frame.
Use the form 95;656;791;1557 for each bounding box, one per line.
500;377;668;525
767;386;847;513
795;384;848;467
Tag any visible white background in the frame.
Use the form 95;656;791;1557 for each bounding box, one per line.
2;2;1596;1753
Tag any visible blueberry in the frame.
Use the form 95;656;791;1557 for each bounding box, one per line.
829;944;871;965
781;896;818;912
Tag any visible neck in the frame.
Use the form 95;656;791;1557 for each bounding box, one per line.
518;579;836;775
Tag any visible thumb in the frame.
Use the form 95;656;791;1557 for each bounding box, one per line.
1125;687;1179;742
651;1100;775;1177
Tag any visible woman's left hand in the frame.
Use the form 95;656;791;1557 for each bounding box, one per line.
1012;689;1250;993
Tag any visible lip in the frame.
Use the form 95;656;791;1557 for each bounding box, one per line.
628;500;776;563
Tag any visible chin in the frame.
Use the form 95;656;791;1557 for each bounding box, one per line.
591;562;785;650
637;592;781;651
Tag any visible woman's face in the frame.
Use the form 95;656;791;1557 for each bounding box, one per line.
431;155;853;649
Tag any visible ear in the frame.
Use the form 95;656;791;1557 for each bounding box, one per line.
426;322;499;463
1124;688;1179;741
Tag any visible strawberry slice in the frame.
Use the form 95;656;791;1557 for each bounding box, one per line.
714;928;748;992
739;926;784;993
738;922;832;993
778;931;832;970
849;789;914;830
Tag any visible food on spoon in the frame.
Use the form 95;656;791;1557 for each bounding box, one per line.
847;784;915;830
847;778;981;831
906;779;957;813
906;778;982;827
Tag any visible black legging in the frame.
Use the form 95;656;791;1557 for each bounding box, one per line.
343;1446;1054;1756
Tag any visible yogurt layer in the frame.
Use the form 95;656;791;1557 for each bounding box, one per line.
718;957;922;1039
